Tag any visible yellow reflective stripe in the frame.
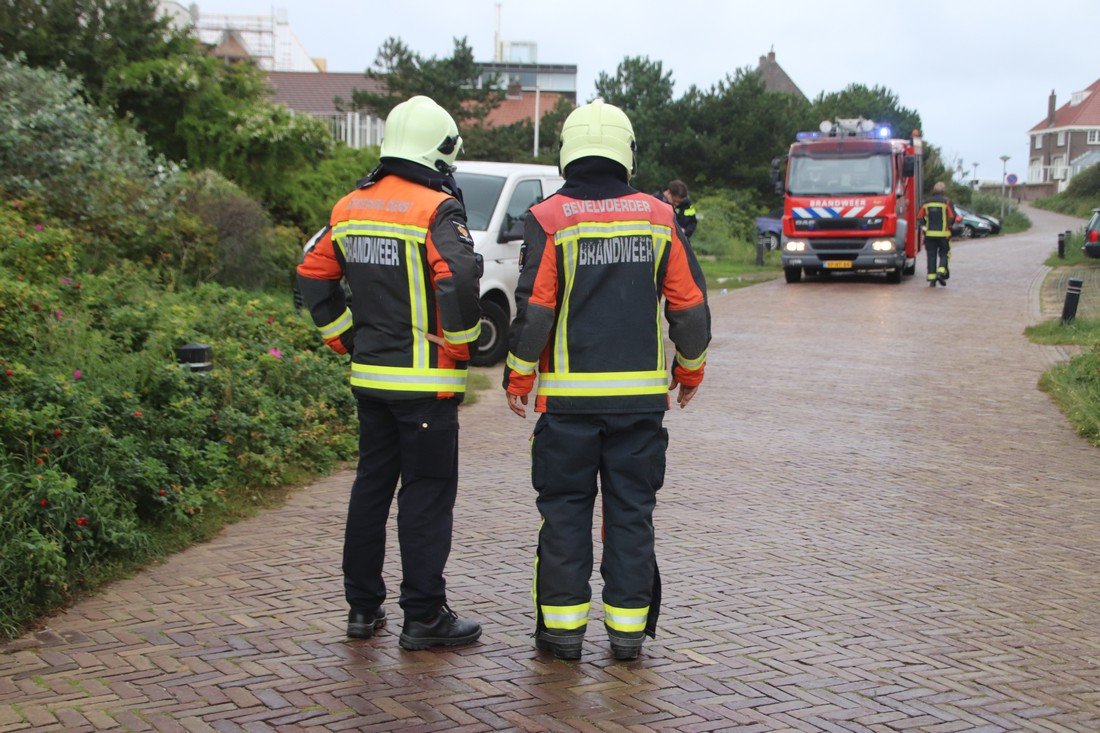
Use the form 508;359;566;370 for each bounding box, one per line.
319;308;352;339
507;352;537;375
405;241;429;369
443;323;481;345
675;350;706;371
538;370;668;397
541;602;589;630
682;207;696;216
555;220;672;243
331;219;428;240
555;239;578;373
654;236;669;372
603;603;648;633
927;273;938;281
350;364;467;392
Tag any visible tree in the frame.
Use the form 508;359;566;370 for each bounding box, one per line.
350;36;503;131
0;0;191;102
594;57;678;188
811;83;922;140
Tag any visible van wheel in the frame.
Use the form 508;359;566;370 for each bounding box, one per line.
471;299;509;367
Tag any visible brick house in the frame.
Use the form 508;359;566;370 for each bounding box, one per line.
755;50;806;101
265;71;387;148
1028;79;1100;191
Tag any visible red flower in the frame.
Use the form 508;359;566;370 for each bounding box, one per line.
35;457;45;464
133;410;143;418
158;489;167;496
76;516;88;526
53;428;62;437
40;447;50;455
38;498;48;507
31;303;40;312
3;369;12;377
267;316;275;324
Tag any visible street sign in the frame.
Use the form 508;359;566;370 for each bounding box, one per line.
1006;173;1018;186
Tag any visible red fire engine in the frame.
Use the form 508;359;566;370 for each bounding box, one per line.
773;118;923;283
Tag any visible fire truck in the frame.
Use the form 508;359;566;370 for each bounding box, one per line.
772;118;923;284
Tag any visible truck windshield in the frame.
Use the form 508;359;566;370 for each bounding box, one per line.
453;172;506;231
788;154;892;196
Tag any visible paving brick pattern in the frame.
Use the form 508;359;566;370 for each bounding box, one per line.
3;207;1099;731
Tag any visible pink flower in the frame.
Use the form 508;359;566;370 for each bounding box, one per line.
54;309;63;320
266;348;283;359
266;316;275;324
38;498;48;507
133;410;143;418
59;277;72;286
73;369;83;380
34;224;43;232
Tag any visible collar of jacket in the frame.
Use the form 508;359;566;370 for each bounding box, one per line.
358;159;465;207
560;157;635;199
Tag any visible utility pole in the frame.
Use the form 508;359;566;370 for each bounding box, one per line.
999;155;1010;219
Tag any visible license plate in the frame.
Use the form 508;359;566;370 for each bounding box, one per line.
824;260;853;269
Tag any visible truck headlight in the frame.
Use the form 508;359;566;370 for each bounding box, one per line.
870;240;895;252
784;240;808;253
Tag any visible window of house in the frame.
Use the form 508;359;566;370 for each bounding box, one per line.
1088;130;1100;144
1052;155;1066;180
1034;134;1043;149
1057;131;1066;146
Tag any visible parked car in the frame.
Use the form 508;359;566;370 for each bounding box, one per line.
1084;208;1100;258
754;207;783;251
453;161;564;365
977;213;1001;234
952;205;992;238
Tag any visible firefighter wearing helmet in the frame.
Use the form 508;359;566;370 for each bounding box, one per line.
918;181;960;286
503;99;711;660
297;95;483;650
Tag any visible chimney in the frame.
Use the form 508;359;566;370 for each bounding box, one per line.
759;54;767;66
1048;89;1056;126
768;50;776;62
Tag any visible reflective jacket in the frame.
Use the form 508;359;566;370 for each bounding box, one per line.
919;194;958;238
504;167;710;414
297;173;481;401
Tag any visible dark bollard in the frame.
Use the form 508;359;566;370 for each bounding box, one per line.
1061;278;1084;324
177;343;213;372
754;235;765;267
1057;232;1066;259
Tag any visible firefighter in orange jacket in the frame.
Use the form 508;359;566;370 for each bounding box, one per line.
503;100;711;661
919;181;960;287
297;95;482;650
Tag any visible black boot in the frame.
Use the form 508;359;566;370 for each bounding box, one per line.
398;604;481;650
535;629;584;660
346;606;387;639
608;630;645;661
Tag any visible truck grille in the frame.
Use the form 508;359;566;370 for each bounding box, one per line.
810;239;866;251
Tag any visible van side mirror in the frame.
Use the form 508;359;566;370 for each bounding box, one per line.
498;215;525;243
902;156;916;177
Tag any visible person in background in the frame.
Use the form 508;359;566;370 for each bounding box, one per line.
919;181;960;287
653;179;698;240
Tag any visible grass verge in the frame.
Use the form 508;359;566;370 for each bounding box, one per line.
1025;317;1100;448
697;255;782;291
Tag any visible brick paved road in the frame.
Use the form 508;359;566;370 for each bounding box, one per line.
3;208;1098;732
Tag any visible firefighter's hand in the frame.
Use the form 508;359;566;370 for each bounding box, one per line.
507;392;528;418
668;376;699;409
424;332;445;346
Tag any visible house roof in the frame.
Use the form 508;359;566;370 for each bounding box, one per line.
265;71;386;115
483;90;570;127
755;50;805;100
1030;78;1100;131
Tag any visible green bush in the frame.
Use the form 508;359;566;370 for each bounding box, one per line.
275;145;382;231
0;204;356;638
0;57;182;270
690;188;760;261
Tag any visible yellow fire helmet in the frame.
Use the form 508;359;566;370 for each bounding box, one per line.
379;95;462;173
559;99;637;177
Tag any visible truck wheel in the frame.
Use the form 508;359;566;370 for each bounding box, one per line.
783;267;802;283
885;267;902;284
471;299;509;367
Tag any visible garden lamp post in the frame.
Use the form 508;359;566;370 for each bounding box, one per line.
972;162;979;187
1000;155;1010;219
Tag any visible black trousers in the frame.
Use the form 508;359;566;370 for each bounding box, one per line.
531;412;668;636
343;396;459;621
926;237;950;279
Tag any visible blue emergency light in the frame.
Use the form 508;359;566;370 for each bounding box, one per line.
795;131;822;141
877;126;891;139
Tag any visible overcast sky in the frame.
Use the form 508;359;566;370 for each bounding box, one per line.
193;0;1099;185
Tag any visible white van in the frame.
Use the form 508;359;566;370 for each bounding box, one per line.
453;161;563;366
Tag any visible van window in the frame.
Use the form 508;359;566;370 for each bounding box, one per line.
505;180;543;229
453;172;505;231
